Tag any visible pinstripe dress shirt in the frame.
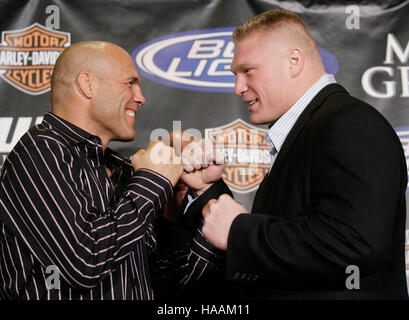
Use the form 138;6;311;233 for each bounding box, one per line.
0;112;217;300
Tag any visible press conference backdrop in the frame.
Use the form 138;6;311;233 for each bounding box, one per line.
0;0;408;295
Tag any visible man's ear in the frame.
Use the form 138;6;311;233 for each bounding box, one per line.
289;48;304;77
75;71;94;99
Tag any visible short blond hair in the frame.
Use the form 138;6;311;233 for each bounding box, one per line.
232;9;315;45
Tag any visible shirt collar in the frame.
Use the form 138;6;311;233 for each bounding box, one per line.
42;112;103;147
265;74;337;154
42;112;132;169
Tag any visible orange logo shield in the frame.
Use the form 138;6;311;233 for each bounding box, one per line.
205;119;271;193
0;23;71;95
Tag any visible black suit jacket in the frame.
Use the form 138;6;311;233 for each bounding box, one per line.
184;83;408;299
224;83;408;299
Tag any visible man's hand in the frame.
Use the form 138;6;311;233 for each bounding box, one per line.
202;194;248;250
166;132;225;196
132;141;183;186
180;139;225;195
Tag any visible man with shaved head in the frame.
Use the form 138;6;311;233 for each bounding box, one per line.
194;9;408;299
0;41;224;299
50;41;145;147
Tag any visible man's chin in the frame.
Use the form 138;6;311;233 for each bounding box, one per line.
250;115;266;125
114;133;135;142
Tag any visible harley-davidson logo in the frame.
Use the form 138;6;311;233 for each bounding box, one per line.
205;119;271;193
0;23;71;95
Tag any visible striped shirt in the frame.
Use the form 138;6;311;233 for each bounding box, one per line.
266;74;337;168
0;112;217;300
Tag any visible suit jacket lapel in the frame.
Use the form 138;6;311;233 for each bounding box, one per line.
252;83;348;212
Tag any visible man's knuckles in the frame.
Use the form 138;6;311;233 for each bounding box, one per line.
202;199;218;218
218;194;232;202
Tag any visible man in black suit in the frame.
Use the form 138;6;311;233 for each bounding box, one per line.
190;9;408;299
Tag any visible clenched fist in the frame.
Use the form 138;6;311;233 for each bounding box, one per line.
132;141;183;186
166;132;226;195
202;194;248;250
181;139;225;195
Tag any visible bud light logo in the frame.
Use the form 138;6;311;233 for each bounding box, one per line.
132;28;339;92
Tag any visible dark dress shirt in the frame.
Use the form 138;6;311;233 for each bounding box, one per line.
0;112;217;300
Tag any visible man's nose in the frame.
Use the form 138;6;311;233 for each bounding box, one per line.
133;86;146;106
233;75;248;96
